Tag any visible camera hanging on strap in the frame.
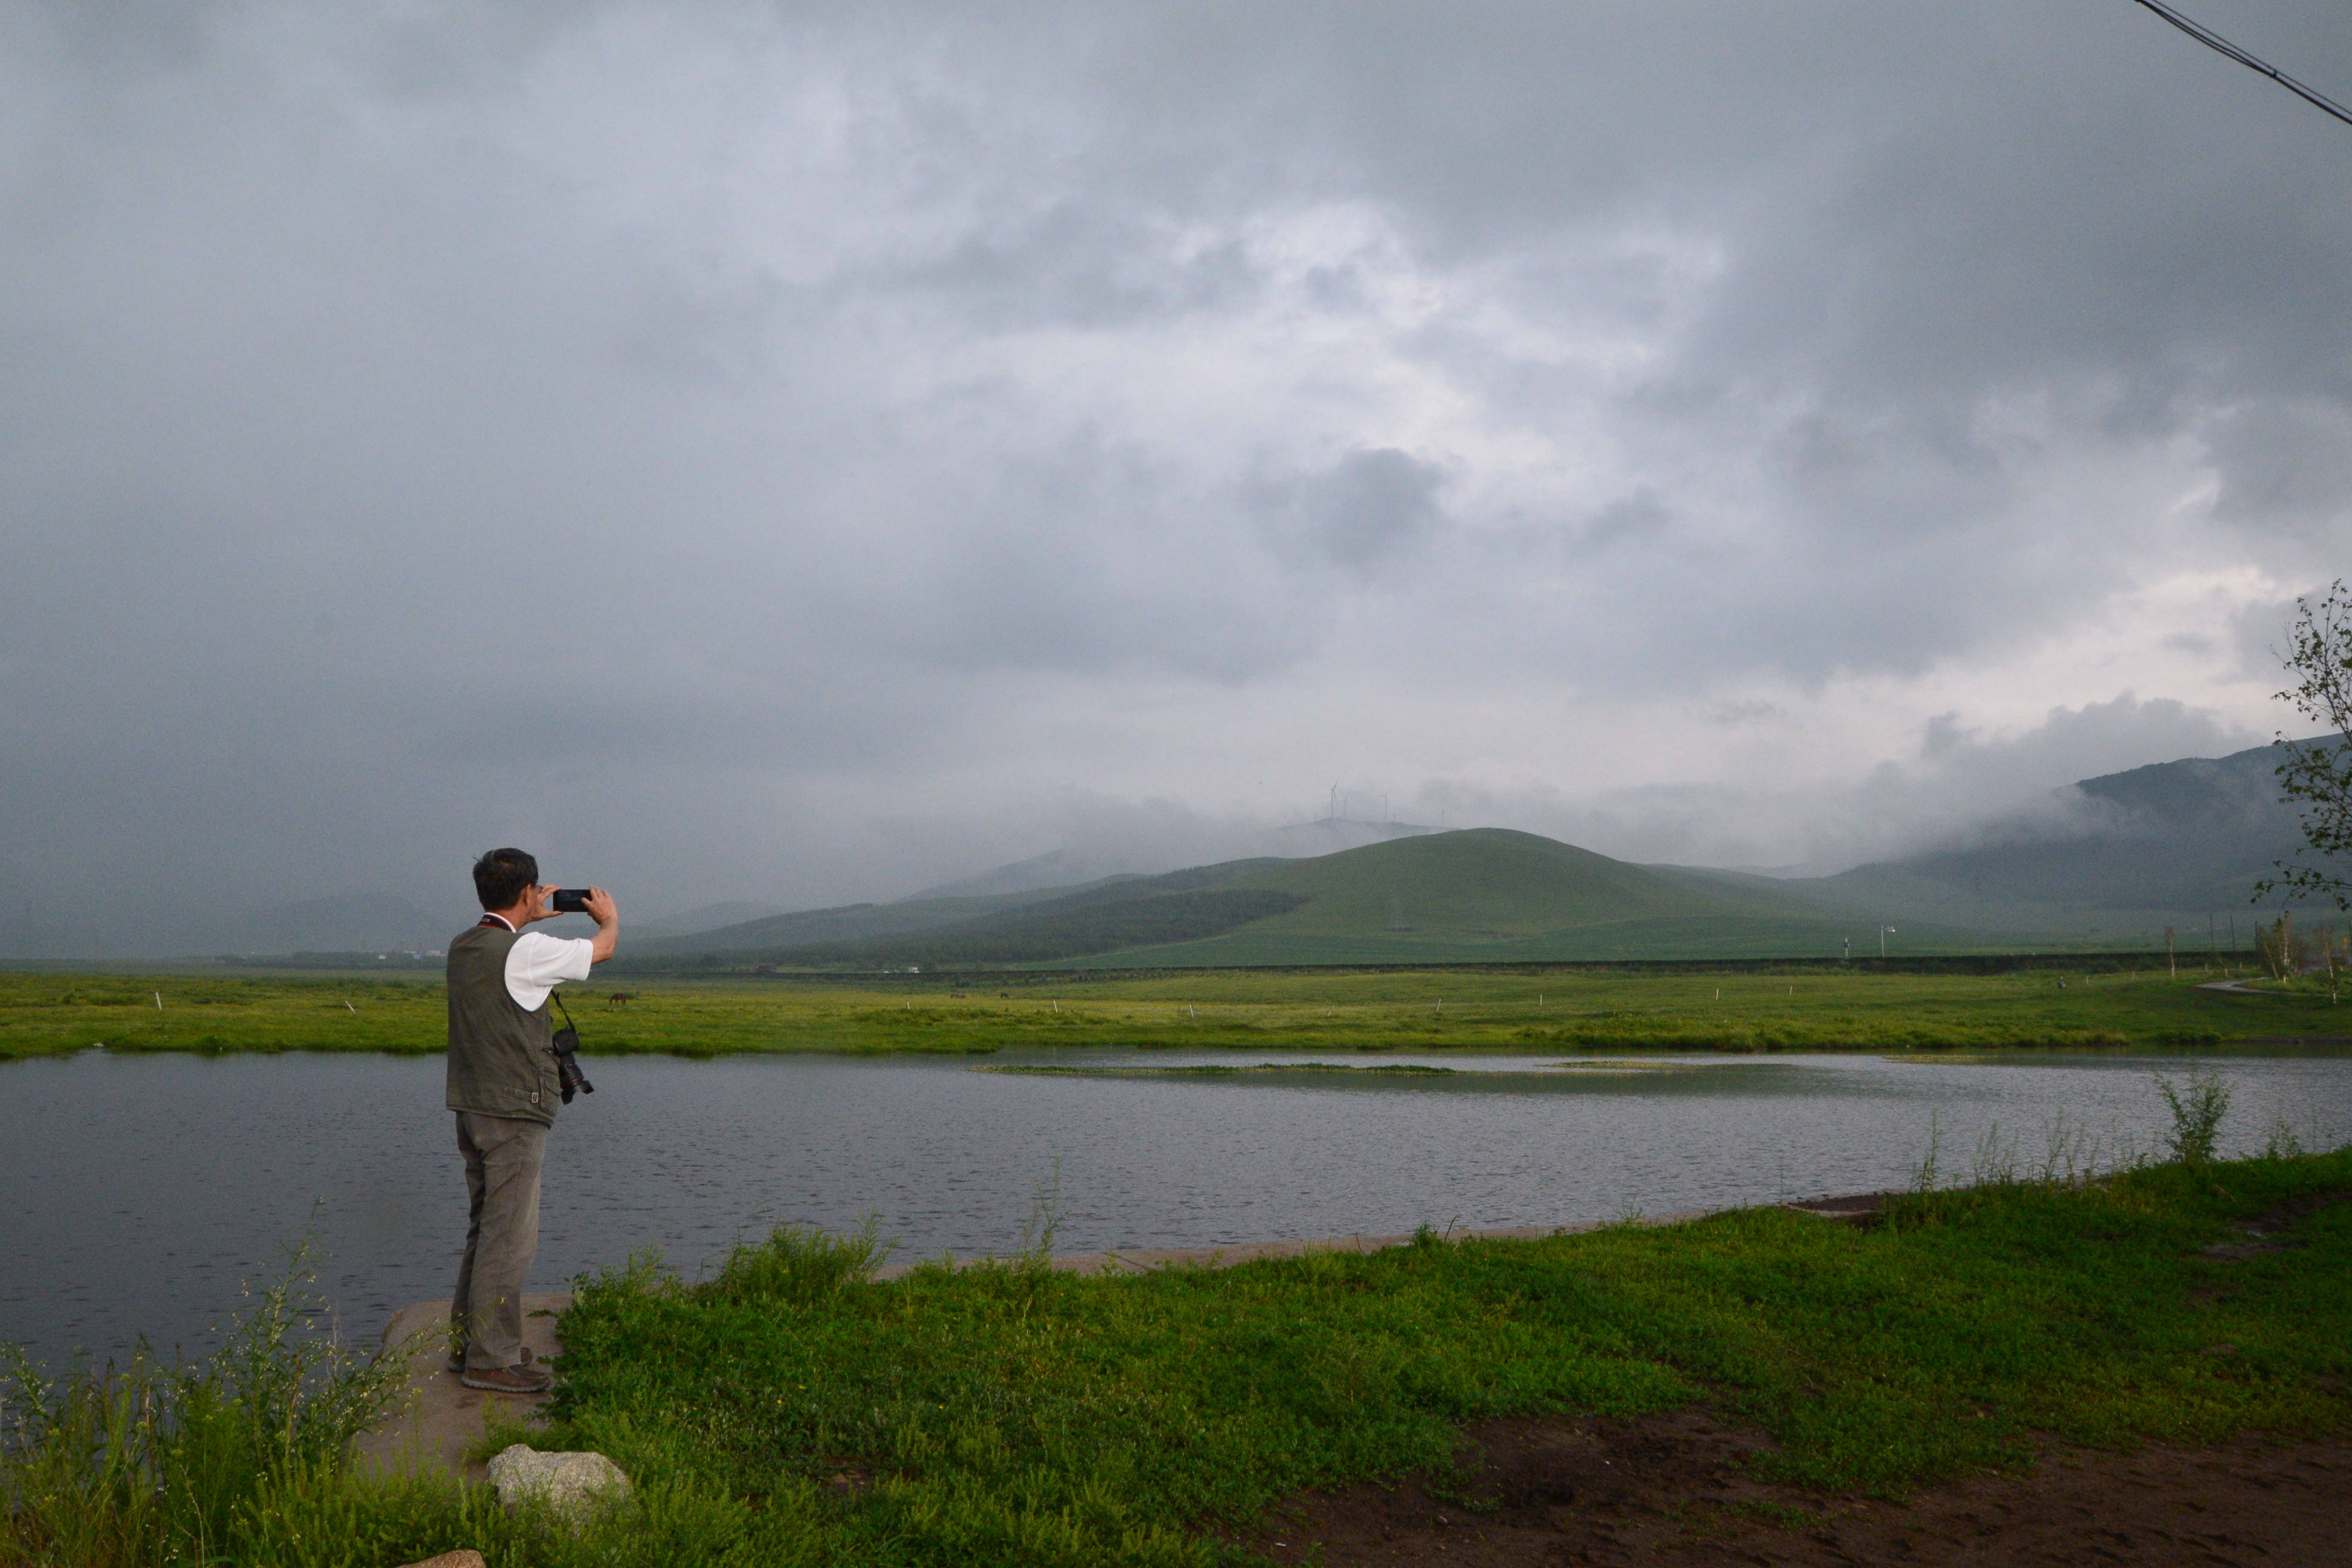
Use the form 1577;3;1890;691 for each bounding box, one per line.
549;991;596;1104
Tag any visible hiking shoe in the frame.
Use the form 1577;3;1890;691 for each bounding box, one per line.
460;1362;552;1394
448;1342;527;1374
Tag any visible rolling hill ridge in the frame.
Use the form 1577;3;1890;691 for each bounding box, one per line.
619;829;1995;972
609;741;2338;973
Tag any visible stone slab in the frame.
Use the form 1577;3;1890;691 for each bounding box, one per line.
352;1292;572;1478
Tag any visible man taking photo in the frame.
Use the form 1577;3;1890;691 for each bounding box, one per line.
445;848;618;1392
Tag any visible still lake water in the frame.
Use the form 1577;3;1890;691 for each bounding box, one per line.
5;1046;2350;1368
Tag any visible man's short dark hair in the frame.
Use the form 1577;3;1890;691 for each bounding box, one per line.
473;849;540;911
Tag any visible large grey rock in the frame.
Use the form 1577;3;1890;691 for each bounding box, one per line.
485;1444;630;1520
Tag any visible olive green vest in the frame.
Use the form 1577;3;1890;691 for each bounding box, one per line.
446;921;559;1126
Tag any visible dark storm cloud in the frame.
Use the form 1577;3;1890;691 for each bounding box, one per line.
1250;448;1448;576
2;0;2347;938
2209;399;2352;527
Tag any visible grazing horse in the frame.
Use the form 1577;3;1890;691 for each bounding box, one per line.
606;991;636;1009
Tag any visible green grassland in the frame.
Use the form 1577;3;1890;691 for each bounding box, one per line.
13;1149;2347;1565
533;1150;2352;1564
4;961;2344;1061
1054;911;1996;967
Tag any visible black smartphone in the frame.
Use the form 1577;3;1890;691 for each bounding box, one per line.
552;888;592;914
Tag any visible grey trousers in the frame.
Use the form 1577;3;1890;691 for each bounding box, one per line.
451;1111;549;1371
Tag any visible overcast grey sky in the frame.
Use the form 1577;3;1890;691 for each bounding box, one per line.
4;0;2348;926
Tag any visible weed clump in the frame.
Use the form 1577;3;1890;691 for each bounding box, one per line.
2155;1066;2232;1166
703;1220;895;1307
0;1248;404;1566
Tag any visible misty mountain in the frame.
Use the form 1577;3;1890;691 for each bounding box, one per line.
619;856;1304;970
1077;832;1997;967
912;851;1149;901
217;893;468;956
909;817;1435;900
1263;817;1438;856
18;743;2332;967
621;741;2341;971
0;891;471;962
623;878;1157;957
0;914;183;963
1781;741;2325;929
618;834;1983;971
628;901;797;943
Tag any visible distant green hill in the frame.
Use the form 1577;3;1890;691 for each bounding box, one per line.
615;860;1297;972
622;742;2344;973
746;887;1306;969
1744;741;2332;945
624;878;1150;957
1233;830;1737;934
625;828;2021;972
1052;830;2004;967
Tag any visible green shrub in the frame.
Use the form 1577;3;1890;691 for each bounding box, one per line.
703;1221;895;1307
2155;1067;2232;1165
1;1250;405;1566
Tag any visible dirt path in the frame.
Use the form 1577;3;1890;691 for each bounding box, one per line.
1239;1410;2352;1567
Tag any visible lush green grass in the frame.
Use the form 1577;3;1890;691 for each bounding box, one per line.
9;1150;2348;1566
6;963;2344;1061
523;1150;2352;1567
1065;912;2007;967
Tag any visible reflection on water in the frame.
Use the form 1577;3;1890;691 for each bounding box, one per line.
4;1046;2347;1367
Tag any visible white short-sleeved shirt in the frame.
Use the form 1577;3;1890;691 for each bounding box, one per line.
480;913;595;1010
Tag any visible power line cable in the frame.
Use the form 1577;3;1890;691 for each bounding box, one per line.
2127;0;2352;129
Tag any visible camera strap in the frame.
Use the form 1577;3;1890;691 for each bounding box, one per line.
547;990;590;1104
549;990;581;1049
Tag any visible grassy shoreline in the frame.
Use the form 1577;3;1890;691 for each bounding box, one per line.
5;965;2349;1062
9;1147;2347;1566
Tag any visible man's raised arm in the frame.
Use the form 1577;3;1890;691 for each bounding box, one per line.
583;887;620;964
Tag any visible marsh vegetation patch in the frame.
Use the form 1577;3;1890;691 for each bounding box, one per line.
1242;1416;2352;1568
6;966;2327;1060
